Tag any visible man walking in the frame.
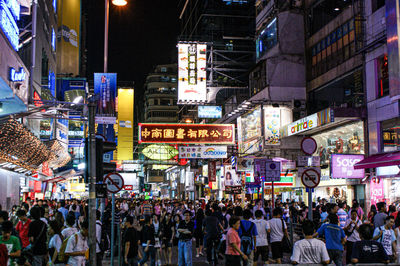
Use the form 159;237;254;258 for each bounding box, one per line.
177;210;194;266
252;210;269;265
238;209;257;266
203;209;222;265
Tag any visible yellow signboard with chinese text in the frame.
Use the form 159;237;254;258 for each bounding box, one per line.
117;88;134;160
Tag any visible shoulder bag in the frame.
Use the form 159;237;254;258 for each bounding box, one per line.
281;219;292;253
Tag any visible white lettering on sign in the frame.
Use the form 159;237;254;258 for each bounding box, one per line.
9;67;26;82
336;157;362;167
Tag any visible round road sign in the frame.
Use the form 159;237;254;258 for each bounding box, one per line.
104;173;124;193
301;168;320;188
301;137;317;155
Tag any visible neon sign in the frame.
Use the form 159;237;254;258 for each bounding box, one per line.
9;67;26;82
48;71;56;96
286;113;318;136
0;0;20;51
51;28;56;51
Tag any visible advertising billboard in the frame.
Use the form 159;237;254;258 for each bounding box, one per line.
139;123;235;144
117;88;134;160
57;0;80;75
331;154;365;179
142;144;178;160
94;73;117;117
208;161;216;182
237;106;261;155
198;106;222;119
0;0;20;51
56;112;68;149
224;165;240;187
178;43;207;103
264;107;292;145
179;145;227;159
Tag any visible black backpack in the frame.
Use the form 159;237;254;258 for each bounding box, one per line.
96;222;110;253
240;222;254;255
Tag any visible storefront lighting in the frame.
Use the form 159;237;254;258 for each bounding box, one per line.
77;162;86;170
112;0;127;6
72;96;83;104
185;118;193;123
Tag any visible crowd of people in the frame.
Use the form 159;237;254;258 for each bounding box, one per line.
0;197;399;265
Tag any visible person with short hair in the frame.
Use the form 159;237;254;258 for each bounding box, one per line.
337;202;348;229
177;210;194;266
374;202;388;228
123;215;141;266
15;209;31;248
65;219;89;266
373;215;397;262
267;208;288;264
28;206;48;266
351;223;389;264
291;220;330;265
225;216;247;265
48;220;63;266
0;220;21;266
344;209;362;264
139;215;156;266
238;209;257;266
252;210;269;265
316;213;346;266
62;214;78;239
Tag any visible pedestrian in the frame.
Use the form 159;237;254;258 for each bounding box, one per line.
123;215;141;266
351;223;389;264
160;212;174;265
203;208;222;265
344;209;362;264
225;216;247;265
177;210;194;266
374;202;388;228
139;215;156;266
65;218;89;266
61;214;78;239
15;209;31;249
0;220;21;265
291;219;330;264
316;213;346;266
238;209;257;266
252;210;269;265
320;205;328;223
267;208;288;264
27;206;48;266
96;210;104;266
337;202;348;229
57;201;69;221
193;208;204;258
48;220;63;266
152;214;162;266
373;215;397;262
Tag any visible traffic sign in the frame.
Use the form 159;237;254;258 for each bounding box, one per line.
104;173;124;193
265;161;281;182
301;168;321;188
301;137;317;155
298;156;320;167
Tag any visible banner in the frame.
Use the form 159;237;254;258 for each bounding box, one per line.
117;88;134;160
57;0;81;75
179;145;227;159
224;165;240;186
331;154;365;179
208;161;216;182
178;43;207;103
139;123;235;144
94;73;117;116
370;179;384;207
198;106;222;119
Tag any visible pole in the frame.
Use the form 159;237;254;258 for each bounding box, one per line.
308;189;313;220
88;101;97;265
111;193;115;266
261;181;265;205
104;0;109;73
271;181;275;209
29;0;37;104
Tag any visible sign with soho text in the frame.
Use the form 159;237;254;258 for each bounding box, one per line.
331;154;365;179
139;123;235;144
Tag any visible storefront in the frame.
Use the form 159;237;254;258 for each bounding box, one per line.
280;107;366;204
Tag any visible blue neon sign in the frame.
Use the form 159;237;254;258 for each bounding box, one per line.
48;71;56;97
9;67;26;82
0;0;20;51
51;28;56;51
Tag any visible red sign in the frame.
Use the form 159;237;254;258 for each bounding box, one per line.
34;181;42;193
139;123;235;144
124;185;133;190
208;161;217;182
40;162;53;177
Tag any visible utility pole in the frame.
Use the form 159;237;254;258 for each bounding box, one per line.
88;99;97;265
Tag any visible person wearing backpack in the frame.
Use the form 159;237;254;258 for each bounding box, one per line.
27;206;48;266
237;209;257;266
267;207;288;264
64;219;89;266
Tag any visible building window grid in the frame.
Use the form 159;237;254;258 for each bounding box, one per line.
310;19;358;80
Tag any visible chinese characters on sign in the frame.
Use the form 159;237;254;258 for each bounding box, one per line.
138;123;235;144
179;145;227;159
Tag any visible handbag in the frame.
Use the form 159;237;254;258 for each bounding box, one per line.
345;223;356;237
280;219;292;253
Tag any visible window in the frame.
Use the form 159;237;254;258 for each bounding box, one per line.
377;54;389;98
256;18;277;59
381;118;400;152
372;0;386;12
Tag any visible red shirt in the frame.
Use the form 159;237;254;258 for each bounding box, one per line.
225;228;241;255
16;219;31;248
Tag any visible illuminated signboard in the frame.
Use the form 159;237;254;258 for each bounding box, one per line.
9;67;26;82
286;113;318;136
178;43;207;104
48;71;56;97
223;0;247;4
94;73;117;116
179;145;228;159
142;144;178;160
198;106;222;119
139;123;235;144
51;28;56;51
0;0;20;51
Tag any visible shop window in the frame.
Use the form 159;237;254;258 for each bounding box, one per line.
381;118;400;152
256;17;277;59
377;54;389;98
372;0;386;12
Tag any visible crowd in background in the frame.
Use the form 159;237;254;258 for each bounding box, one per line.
0;197;399;265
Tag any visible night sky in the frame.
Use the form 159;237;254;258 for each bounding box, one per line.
84;0;181;98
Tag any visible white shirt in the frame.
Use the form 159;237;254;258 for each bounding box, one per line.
62;227;78;240
268;218;286;243
344;218;362;242
49;234;62;252
96;221;102;253
252;218;268;247
291;238;330;264
65;232;88;266
121;202;129;212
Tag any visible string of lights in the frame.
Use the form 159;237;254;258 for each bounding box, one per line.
44;139;71;168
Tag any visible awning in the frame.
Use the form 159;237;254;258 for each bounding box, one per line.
354;151;400;169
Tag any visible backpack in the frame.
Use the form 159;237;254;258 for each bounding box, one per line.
97;222;110;253
58;233;78;263
240;222;254;256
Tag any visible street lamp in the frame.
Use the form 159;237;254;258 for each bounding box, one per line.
112;0;127;6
